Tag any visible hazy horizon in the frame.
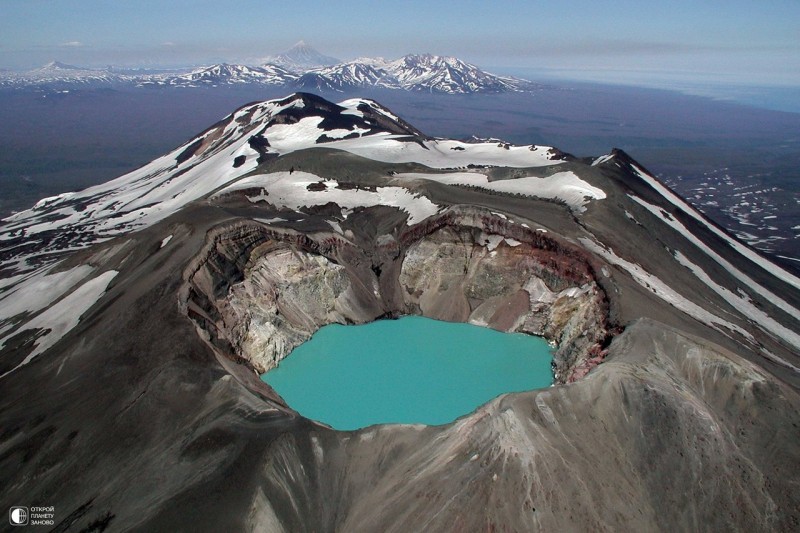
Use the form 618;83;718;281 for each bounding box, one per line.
2;0;798;87
4;45;798;114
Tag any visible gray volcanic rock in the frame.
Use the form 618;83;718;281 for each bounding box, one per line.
1;93;799;531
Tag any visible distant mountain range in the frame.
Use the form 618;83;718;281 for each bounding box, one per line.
139;63;298;88
5;60;123;88
0;42;541;95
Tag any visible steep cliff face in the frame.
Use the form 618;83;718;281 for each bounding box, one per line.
398;221;609;382
182;222;382;373
182;206;611;386
225;249;353;371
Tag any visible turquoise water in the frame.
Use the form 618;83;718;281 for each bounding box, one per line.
261;316;553;430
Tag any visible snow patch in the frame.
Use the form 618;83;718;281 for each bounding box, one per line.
262;116;328;151
330;137;562;169
0;270;118;378
217;172;441;225
327;220;343;233
580;238;753;342
0;264;94;322
630;164;800;290
397;171;605;212
256;217;286;225
483;234;504;251
319;127;369;140
479;232;522;251
592;154;614;166
630;195;799;330
674;251;800;352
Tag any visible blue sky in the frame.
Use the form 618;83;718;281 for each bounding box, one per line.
1;0;798;87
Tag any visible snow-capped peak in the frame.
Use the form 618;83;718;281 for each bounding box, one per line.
294;61;399;92
269;41;341;72
350;56;391;68
35;61;84;72
140;63;298;87
384;53;534;94
0;92;565;276
286;53;539;94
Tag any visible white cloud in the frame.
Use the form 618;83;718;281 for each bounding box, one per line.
60;41;84;48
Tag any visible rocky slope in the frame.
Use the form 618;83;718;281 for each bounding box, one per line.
0;93;798;531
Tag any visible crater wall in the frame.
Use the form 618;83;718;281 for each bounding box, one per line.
181;207;613;386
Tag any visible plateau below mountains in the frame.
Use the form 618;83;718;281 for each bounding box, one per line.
0;42;539;94
0;92;798;531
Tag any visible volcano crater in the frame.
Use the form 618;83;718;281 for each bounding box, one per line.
181;205;614;420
